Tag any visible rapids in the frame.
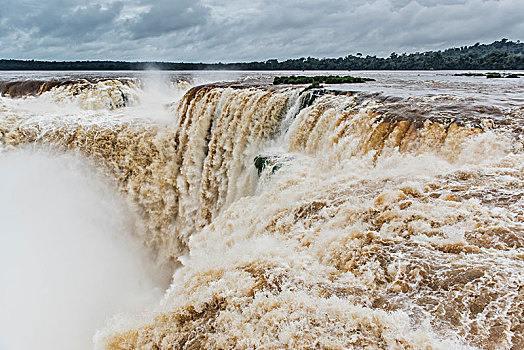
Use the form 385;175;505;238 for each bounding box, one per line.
0;71;523;349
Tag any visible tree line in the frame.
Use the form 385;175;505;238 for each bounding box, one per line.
1;39;522;71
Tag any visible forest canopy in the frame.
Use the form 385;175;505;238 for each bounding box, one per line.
1;39;522;71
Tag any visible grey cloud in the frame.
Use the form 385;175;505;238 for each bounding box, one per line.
195;0;524;60
1;1;124;42
126;0;210;39
0;0;522;61
34;3;124;41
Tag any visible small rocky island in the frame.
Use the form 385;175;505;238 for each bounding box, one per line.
273;75;375;85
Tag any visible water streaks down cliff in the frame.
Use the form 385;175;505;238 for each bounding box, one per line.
1;75;523;349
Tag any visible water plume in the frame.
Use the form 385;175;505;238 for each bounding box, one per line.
0;150;166;350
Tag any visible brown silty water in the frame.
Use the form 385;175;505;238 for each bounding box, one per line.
0;72;523;349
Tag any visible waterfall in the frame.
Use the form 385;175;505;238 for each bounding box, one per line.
1;76;523;349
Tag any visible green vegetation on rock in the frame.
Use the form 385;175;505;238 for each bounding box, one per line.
454;72;520;78
453;72;485;77
254;153;294;175
273;75;374;85
486;72;502;78
306;81;322;89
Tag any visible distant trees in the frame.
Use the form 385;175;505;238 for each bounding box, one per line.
1;39;523;71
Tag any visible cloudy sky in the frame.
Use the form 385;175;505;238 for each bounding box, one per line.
0;0;522;62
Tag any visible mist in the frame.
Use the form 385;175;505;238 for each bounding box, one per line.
132;71;191;121
0;150;166;350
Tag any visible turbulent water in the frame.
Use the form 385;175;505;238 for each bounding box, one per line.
1;71;523;349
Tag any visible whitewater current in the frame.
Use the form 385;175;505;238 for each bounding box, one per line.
1;71;523;349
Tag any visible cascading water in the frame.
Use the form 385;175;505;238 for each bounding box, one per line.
1;72;523;349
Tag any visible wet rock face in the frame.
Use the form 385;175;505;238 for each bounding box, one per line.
0;80;67;98
0;78;138;105
254;153;294;175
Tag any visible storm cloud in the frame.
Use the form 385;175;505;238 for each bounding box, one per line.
0;0;522;61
